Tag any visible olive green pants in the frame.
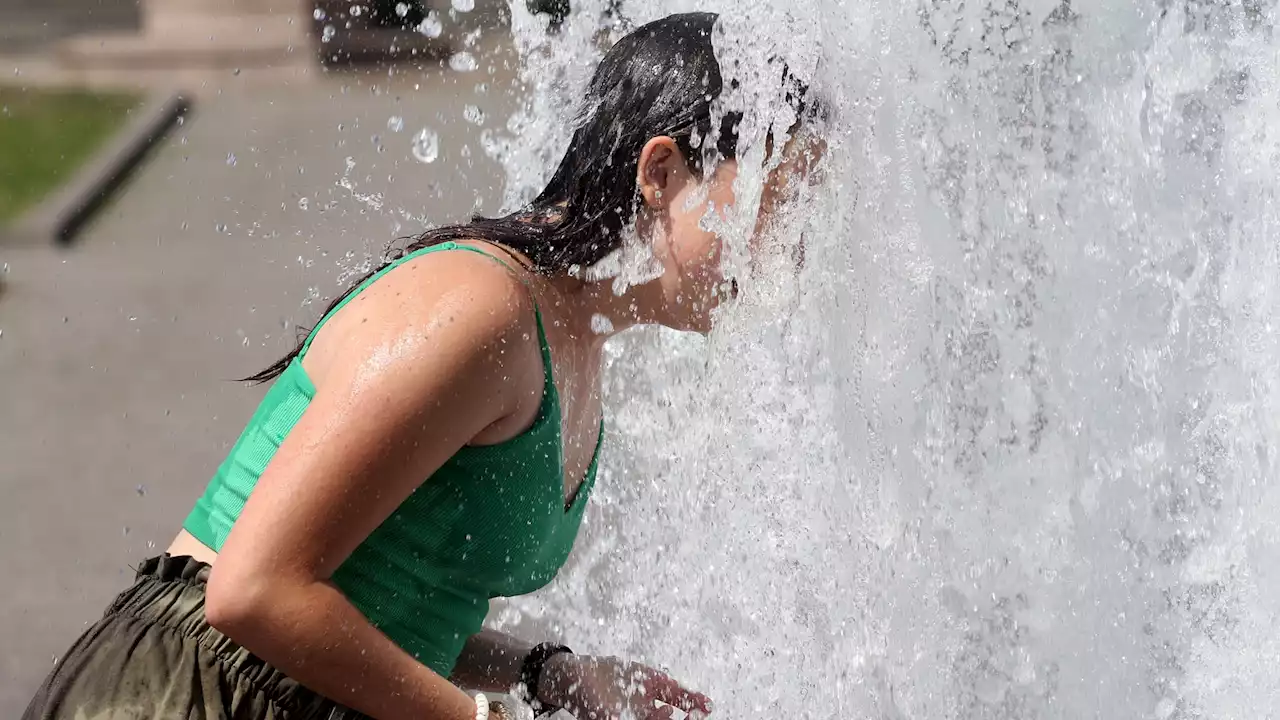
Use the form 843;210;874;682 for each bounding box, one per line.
24;555;367;720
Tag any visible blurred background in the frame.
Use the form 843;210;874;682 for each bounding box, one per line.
0;0;562;711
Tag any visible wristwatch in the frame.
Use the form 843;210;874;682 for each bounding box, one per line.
519;643;573;717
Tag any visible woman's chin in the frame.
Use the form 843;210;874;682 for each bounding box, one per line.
655;311;713;335
654;284;732;334
688;290;738;335
683;310;717;335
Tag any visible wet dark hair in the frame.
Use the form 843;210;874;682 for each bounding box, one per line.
247;11;816;382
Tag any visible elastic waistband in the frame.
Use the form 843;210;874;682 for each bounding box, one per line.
135;553;211;585
111;554;343;718
113;554;217;628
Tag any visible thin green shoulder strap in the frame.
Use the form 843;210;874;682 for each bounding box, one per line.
298;242;554;382
437;243;557;390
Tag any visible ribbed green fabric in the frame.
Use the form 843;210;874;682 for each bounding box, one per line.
183;242;600;676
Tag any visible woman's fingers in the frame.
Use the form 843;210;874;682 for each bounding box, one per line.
643;669;713;714
646;706;678;720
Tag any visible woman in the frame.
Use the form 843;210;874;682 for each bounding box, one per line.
24;12;822;720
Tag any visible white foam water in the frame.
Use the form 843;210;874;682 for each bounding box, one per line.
484;1;1280;717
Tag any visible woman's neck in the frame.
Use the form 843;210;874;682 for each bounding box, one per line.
545;271;669;350
542;275;616;352
465;237;659;347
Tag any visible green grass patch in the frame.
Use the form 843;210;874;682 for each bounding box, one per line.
0;86;141;223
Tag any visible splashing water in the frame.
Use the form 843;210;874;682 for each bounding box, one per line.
449;51;480;73
463;104;487;126
411;127;440;164
417;12;444;39
473;1;1280;717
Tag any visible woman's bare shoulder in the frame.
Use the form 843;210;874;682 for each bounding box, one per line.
303;246;542;393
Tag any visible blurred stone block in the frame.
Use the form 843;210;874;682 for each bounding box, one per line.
311;0;458;65
56;0;313;71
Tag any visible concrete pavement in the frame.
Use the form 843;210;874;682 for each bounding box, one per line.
0;44;525;713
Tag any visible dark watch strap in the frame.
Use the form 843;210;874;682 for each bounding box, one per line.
519;642;573;717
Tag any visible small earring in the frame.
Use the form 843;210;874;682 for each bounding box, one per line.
654;190;663;200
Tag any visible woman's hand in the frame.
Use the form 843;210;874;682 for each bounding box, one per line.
541;654;713;720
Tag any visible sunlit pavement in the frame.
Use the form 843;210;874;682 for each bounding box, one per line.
0;46;523;712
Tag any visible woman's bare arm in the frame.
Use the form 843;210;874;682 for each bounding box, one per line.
450;629;534;693
205;252;541;720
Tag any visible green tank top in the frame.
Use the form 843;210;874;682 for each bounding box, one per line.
183;242;601;676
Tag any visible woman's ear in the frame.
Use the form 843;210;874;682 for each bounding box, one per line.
637;136;690;208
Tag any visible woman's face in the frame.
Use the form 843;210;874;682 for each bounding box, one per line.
637;131;826;333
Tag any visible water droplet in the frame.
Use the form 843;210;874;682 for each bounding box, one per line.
313;7;326;20
395;2;410;16
463;104;485;125
122;526;130;536
232;68;241;76
411;127;439;163
298;197;310;211
387;115;404;133
136;484;147;497
452;0;474;11
226;152;237;166
322;24;336;42
147;540;156;550
416;12;442;38
448;51;478;72
215;222;228;234
590;314;615;334
1;262;8;273
180;220;188;230
350;4;364;17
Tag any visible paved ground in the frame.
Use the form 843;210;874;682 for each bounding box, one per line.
0;42;525;713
